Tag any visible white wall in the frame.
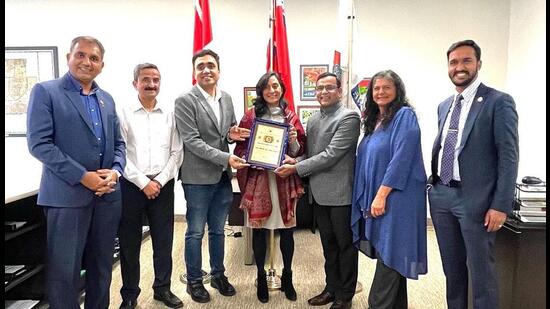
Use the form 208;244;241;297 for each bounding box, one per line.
6;0;546;214
507;0;547;179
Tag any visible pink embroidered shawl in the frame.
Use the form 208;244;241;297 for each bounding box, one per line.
234;108;306;227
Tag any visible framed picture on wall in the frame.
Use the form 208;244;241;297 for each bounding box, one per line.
5;46;59;136
297;104;320;131
243;87;257;111
300;64;329;101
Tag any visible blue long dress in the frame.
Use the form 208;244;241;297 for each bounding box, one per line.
351;107;428;279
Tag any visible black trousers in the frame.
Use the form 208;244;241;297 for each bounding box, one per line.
368;254;408;309
314;199;358;301
118;178;175;301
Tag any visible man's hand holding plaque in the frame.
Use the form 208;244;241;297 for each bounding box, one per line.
229;154;249;170
245;118;290;170
228;125;251;142
274;155;297;178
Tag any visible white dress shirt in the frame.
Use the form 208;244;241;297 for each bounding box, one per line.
438;77;482;181
197;84;222;127
117;97;183;190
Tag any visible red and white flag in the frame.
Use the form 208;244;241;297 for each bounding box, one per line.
267;0;295;112
192;0;213;84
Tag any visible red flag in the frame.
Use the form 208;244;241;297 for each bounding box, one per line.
193;0;213;84
333;51;342;80
267;0;295;111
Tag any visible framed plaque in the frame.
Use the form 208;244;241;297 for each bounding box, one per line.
246;118;290;170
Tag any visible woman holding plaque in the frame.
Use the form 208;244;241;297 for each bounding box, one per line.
234;72;306;303
351;70;427;308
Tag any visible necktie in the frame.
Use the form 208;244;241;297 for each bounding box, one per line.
440;95;463;185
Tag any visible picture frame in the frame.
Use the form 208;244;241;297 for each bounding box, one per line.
246;118;290;170
5;46;60;136
296;104;320;131
243;86;257;111
300;64;329;101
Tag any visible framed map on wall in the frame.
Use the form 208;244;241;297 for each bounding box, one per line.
5;46;59;136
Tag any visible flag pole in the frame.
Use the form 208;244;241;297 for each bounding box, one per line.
269;0;274;71
266;0;282;291
346;1;354;109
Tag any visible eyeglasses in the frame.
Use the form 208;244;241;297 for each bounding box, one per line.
315;85;338;92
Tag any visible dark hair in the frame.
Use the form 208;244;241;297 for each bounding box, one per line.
70;36;105;59
192;49;220;69
362;70;412;135
447;39;481;61
316;72;341;88
253;72;288;118
133;63;160;81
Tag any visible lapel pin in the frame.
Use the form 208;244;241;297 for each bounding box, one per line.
99;99;105;107
477;97;483;103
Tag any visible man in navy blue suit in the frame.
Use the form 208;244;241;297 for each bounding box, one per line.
27;36;126;309
428;39;519;309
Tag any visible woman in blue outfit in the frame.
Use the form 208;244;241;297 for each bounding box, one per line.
351;70;427;309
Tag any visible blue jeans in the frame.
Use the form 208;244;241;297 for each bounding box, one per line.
183;173;233;283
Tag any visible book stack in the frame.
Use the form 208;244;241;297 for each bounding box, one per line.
513;181;546;223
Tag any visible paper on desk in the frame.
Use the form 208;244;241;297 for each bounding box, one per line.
5;300;40;309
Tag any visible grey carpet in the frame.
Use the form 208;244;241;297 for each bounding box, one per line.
108;219;446;308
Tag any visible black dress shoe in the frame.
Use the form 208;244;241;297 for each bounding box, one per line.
119;300;137;309
330;299;352;309
308;290;336;306
154;290;183;308
210;274;236;296
187;281;211;303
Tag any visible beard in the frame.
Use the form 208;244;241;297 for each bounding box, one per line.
450;71;478;88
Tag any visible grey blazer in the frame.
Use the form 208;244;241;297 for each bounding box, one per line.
296;102;360;206
175;85;237;185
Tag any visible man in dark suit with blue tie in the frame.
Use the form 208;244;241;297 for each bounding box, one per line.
27;36;126;309
428;40;519;309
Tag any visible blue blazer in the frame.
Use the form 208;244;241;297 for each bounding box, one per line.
430;83;519;214
27;73;126;207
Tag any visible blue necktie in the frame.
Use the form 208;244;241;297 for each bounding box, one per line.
440;95;463;185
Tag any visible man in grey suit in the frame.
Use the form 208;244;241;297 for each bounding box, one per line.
174;49;250;304
276;72;360;309
428;40;519;309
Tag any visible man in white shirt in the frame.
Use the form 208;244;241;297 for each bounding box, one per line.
117;63;183;309
428;40;519;309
